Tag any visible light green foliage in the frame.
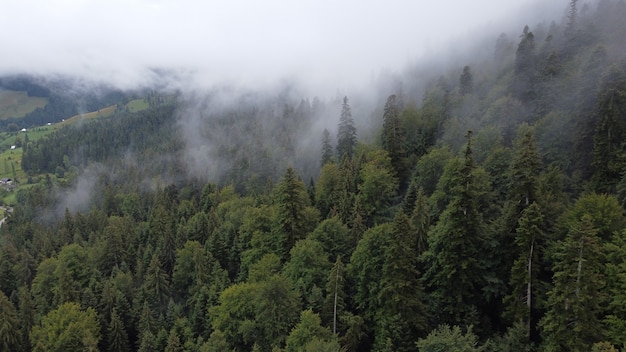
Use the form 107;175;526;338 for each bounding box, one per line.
283;238;331;310
248;253;282;283
349;223;391;323
30;302;101;352
315;162;341;218
357;150;398;225
416;325;481;352
286;309;333;352
558;193;624;241
308;216;350;262
211;275;300;351
31;257;58;316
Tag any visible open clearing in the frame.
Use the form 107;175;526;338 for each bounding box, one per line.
0;90;48;120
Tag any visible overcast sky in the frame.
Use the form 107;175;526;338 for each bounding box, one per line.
0;0;566;93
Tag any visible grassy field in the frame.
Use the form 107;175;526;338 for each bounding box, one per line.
0;91;48;120
0;97;150;205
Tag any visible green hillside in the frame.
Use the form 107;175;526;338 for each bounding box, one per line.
0;90;48;119
2;2;626;352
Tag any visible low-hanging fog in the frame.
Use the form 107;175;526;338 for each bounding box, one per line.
2;0;564;94
2;0;572;214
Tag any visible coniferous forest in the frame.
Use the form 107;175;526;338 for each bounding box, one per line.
3;1;626;351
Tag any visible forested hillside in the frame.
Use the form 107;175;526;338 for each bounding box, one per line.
2;1;626;351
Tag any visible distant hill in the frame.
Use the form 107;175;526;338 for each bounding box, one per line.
0;74;136;129
0;90;48;120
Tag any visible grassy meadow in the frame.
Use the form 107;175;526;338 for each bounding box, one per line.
0;97;150;205
0;91;48;120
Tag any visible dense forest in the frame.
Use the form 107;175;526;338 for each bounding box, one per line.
3;0;626;351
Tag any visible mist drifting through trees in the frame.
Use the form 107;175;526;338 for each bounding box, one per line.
2;0;626;351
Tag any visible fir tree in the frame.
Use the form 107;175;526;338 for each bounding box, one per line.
459;65;474;96
504;202;545;343
376;212;428;351
423;131;486;327
274;167;310;258
540;215;605;351
321;128;334;166
336;96;357;160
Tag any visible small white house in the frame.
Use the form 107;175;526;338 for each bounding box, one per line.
20;128;26;132
10;146;15;150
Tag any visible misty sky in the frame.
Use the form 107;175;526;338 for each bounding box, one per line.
1;0;565;93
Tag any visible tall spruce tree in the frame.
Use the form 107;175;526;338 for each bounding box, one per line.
423;131;486;327
337;96;357;160
504;202;546;343
540;215;605;351
321;128;334;166
274;167;310;258
375;211;428;352
381;94;406;184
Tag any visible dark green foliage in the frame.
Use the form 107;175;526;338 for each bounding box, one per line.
540;215;605;351
0;290;21;352
592;62;626;193
274;167;313;258
422;133;488;327
3;3;626;351
381;94;407;185
375;212;428;351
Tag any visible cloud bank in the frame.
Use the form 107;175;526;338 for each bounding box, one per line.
1;0;566;94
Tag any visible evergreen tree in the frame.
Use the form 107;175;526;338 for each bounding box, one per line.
540;215;605;351
411;187;431;256
107;310;130;352
375;212;428;351
459;65;474;96
274;167;311;258
422;131;486;327
336;96;357;160
512;26;537;103
381;94;406;184
321;128;334;166
0;290;21;352
321;256;346;334
504;202;545;343
592;63;626;193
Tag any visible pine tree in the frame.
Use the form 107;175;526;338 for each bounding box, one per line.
540;215;605;351
336;96;357;160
